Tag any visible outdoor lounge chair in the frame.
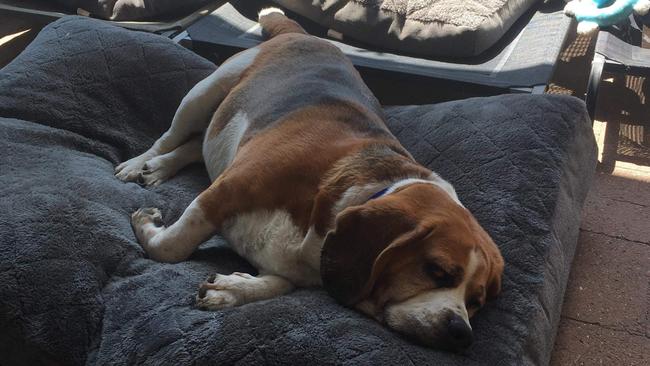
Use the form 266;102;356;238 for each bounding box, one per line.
2;0;575;103
182;0;574;103
586;21;650;171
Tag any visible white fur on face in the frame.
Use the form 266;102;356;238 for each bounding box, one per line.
384;250;479;342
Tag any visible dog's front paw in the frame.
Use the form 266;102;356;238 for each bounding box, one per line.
136;157;175;187
116;152;157;182
131;207;164;246
196;272;255;310
115;154;176;187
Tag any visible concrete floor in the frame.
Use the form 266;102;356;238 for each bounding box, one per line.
550;164;650;366
1;8;649;365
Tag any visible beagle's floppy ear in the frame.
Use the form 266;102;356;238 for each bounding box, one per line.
485;242;504;301
320;203;430;306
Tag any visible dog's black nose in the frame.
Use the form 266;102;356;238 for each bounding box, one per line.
447;314;473;349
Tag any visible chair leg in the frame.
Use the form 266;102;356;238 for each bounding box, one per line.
586;53;606;124
600;118;620;173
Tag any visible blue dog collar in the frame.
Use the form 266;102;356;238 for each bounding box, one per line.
367;187;390;201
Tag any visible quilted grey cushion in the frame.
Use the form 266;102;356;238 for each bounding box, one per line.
272;0;539;57
0;16;596;366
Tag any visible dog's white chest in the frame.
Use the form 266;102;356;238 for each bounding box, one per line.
221;209;321;286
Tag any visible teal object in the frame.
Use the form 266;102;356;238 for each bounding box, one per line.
572;0;640;27
592;0;614;6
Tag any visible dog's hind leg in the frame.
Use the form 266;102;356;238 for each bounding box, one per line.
196;272;295;310
115;47;260;183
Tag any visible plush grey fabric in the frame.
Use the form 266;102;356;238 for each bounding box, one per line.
272;0;539;57
0;17;596;366
54;0;213;20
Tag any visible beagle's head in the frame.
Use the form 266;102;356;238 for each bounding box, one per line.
321;183;504;351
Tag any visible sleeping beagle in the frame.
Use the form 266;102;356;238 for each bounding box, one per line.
115;8;504;351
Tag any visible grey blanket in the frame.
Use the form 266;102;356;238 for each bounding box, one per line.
0;17;596;366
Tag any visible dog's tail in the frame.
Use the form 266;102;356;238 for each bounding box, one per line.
258;7;307;39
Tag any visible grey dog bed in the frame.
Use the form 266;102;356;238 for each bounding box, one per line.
0;17;596;366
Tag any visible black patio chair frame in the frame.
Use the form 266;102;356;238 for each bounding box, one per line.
586;30;650;172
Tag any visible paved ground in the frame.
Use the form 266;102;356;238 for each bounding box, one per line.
1;9;649;365
550;164;650;366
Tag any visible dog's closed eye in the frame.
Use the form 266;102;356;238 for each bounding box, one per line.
422;262;455;288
